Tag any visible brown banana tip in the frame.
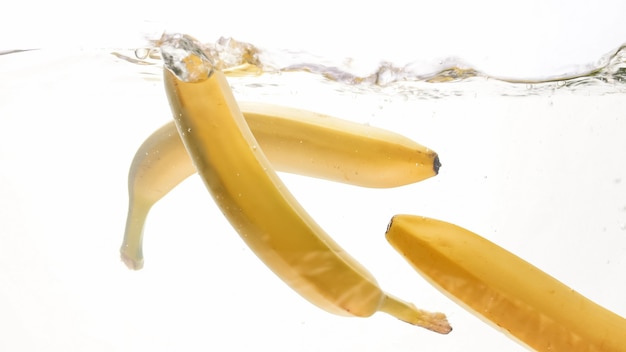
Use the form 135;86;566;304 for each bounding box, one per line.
428;312;452;334
433;154;441;175
385;216;395;234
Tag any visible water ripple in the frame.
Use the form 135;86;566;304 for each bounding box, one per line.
112;35;626;98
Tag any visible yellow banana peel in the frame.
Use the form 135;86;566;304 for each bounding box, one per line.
121;91;439;270
134;34;451;333
386;215;626;351
241;102;440;188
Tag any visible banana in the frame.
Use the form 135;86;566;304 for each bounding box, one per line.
386;215;626;351
121;100;440;271
239;102;440;188
151;34;450;333
121;122;197;270
121;79;440;270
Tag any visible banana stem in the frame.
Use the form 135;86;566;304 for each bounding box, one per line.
379;293;452;334
120;197;149;270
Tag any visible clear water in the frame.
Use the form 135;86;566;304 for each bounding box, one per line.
1;36;625;351
117;36;626;349
116;35;626;97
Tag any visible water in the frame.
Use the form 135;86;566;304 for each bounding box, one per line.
116;35;626;97
1;36;625;351
114;37;626;348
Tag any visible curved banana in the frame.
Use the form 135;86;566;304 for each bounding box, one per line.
386;215;626;351
121;85;439;271
121;101;440;270
242;102;440;188
121;122;196;270
152;34;451;333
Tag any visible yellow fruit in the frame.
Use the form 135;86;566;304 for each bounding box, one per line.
242;102;440;188
386;215;626;351
121;66;439;269
144;33;451;333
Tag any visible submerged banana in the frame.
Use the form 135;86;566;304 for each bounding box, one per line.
121;100;439;270
153;34;450;333
239;102;440;188
386;215;626;351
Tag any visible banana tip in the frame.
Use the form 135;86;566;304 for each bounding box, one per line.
433;154;441;175
120;252;144;270
425;312;452;334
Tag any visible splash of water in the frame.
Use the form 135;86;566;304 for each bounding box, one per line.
112;35;626;97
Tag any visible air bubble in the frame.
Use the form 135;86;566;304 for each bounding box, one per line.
134;48;151;60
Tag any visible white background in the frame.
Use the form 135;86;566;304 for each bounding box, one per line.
1;1;626;351
3;0;626;77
